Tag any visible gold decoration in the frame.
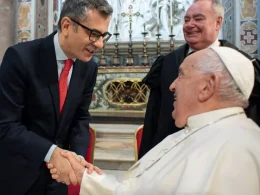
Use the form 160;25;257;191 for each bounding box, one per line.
104;78;149;108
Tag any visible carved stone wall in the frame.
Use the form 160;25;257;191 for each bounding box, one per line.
223;0;235;44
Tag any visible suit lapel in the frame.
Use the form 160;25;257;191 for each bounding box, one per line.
175;43;189;67
40;32;59;124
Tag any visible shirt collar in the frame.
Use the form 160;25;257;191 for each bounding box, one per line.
184;107;245;134
188;39;220;54
54;33;76;62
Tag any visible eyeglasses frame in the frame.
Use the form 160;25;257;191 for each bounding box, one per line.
70;18;112;43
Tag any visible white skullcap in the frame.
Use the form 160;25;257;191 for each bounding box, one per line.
210;46;254;100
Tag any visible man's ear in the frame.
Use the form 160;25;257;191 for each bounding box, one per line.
216;16;223;31
198;74;219;102
60;17;72;38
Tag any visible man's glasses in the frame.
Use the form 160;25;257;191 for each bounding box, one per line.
70;18;112;43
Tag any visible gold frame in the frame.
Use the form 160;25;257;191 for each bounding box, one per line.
103;78;149;108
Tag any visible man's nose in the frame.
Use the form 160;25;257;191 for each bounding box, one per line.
93;37;104;49
185;19;195;27
169;79;177;92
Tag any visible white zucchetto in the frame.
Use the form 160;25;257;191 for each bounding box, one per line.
210;46;254;100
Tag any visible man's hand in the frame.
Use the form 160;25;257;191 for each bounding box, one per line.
48;151;103;184
49;147;77;185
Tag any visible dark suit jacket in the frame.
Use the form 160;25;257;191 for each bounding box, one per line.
0;32;98;194
138;40;260;159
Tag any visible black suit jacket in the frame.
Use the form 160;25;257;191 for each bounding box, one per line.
139;40;260;159
0;32;98;194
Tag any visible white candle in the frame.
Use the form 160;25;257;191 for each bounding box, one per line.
115;0;118;25
170;0;173;26
157;0;160;25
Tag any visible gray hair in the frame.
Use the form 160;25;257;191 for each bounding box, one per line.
194;49;249;108
193;0;224;19
58;0;113;30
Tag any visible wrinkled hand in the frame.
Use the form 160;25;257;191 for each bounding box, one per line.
49;147;77;185
48;151;103;184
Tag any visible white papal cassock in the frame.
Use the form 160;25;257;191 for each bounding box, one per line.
80;107;260;195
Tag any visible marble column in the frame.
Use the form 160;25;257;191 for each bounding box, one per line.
35;0;49;39
36;0;60;38
0;0;15;61
222;0;235;44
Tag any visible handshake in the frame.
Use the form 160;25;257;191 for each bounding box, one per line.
47;147;103;185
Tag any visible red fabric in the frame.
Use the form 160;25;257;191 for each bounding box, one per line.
85;127;95;163
68;127;95;195
136;127;143;153
59;59;73;114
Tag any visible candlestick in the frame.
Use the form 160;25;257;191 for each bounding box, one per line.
112;24;120;66
169;25;175;52
156;25;161;56
142;23;149;66
99;46;106;66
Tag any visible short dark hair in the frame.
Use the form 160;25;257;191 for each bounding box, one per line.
58;0;113;30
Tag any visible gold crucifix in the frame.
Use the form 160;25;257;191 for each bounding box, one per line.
121;5;141;32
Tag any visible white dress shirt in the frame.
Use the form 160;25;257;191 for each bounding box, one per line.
188;38;220;54
44;33;75;162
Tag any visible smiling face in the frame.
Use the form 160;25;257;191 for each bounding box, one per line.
183;1;222;50
59;9;111;62
169;52;211;128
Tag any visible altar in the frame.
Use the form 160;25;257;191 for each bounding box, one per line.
89;40;184;119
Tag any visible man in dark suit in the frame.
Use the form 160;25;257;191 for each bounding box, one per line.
0;0;112;194
139;0;260;159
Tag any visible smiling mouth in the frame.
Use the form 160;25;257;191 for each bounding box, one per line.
187;32;199;35
174;94;177;101
86;48;95;54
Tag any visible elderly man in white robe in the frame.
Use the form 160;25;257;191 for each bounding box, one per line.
49;46;260;195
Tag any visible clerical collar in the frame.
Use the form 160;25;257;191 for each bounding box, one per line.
185;107;245;134
187;39;220;54
54;33;76;62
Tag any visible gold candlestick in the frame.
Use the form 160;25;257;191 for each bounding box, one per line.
156;24;161;56
169;25;175;52
112;24;120;66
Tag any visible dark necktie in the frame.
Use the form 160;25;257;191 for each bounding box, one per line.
59;59;73;114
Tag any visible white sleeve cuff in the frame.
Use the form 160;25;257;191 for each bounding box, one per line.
44;144;57;162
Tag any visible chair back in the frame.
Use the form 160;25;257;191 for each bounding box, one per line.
134;125;143;161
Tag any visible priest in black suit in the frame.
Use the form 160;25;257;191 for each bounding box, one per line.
139;0;260;159
0;0;113;194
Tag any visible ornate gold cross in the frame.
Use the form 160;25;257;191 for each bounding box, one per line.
121;5;140;32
